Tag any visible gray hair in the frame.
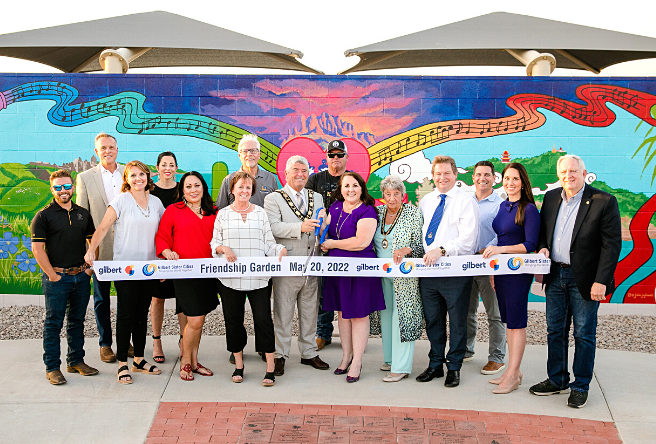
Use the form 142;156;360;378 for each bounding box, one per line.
557;154;586;173
285;155;310;172
94;132;116;144
380;175;406;196
238;133;260;152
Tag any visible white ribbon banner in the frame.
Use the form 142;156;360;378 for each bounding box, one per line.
94;254;550;281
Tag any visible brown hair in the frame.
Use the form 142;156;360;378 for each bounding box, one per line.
473;160;495;176
49;169;72;185
431;155;457;175
121;161;155;192
229;171;257;196
502;162;535;226
331;172;376;207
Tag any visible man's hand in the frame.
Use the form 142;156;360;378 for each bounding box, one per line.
538;248;550;258
84;268;93;277
489;275;495;291
301;218;321;233
47;274;62;282
278;247;288;262
423;248;443;266
590;282;607;301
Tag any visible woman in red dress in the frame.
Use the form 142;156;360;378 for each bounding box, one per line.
155;171;219;381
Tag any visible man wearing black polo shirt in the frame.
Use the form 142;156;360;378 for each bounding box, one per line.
32;170;98;385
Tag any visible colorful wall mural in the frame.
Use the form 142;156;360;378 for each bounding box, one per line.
0;74;655;304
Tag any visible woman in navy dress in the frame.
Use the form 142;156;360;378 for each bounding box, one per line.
483;162;540;394
321;172;385;383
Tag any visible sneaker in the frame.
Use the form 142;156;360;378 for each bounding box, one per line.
463;355;474;362
529;379;570;396
481;361;505;375
568;390;588;409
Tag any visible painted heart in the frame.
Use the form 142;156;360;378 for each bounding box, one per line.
276;137;371;186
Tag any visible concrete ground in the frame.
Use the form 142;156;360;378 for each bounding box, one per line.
0;336;653;444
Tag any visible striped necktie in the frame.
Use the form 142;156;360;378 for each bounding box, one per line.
425;194;445;245
296;192;305;214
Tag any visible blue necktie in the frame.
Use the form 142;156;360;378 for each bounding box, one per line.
425;194;445;245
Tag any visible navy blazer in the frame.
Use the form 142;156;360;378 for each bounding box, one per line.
537;185;622;300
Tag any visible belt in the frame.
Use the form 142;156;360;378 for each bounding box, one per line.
52;264;90;275
552;261;571;269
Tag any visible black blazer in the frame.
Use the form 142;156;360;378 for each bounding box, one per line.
537;185;621;300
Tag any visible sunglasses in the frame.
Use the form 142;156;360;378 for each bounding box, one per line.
328;153;346;159
52;184;73;191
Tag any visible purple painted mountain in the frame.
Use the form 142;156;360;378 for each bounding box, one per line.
284;112;376;147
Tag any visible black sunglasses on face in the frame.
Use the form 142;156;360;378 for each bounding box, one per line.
53;184;73;191
328;153;346;159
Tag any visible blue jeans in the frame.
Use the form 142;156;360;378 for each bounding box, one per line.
92;273;113;347
546;267;599;393
42;272;91;372
316;277;334;340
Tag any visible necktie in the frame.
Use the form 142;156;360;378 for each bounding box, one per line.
425;194;445;245
296;192;305;214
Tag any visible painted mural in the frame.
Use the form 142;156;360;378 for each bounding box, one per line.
0;74;655;304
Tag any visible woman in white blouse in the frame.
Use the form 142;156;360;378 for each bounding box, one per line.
211;171;287;387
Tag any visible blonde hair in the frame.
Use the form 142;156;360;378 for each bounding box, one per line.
431;155;457;175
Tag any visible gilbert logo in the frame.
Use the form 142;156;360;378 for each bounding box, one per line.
383;263;393;273
489;259;499;271
508;257;524;271
400;262;415;274
143;264;158;276
125;265;135;276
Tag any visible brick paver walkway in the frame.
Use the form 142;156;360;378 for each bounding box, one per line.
147;402;622;443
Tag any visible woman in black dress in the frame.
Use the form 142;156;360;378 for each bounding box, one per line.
149;151;183;363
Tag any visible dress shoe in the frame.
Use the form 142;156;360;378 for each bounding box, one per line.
46;369;67;385
492;376;520;394
274;357;285;376
481;361;505;375
463;355;474;362
567;390;588;409
334;359;352;375
444;370;460;388
100;346;116;363
380;363;391;371
127;344;134;358
301;356;330;370
383;372;409;382
316;337;331;351
529;379;570;396
415;366;444;382
66;362;99;376
489;371;522;385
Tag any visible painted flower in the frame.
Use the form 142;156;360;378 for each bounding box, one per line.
22;235;32;252
15;251;38;273
2;231;19;258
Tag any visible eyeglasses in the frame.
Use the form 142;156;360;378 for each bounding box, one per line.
239;149;259;155
52;184;73;191
328;153;346;159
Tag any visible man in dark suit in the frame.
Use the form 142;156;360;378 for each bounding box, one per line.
530;154;621;409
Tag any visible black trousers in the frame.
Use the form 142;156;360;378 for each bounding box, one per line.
114;280;154;362
218;281;275;354
419;276;472;371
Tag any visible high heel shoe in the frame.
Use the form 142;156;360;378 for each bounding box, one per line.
334;359;353;375
346;364;361;383
493;376;521;394
489;372;522;385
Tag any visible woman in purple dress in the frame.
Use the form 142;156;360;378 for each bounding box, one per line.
320;172;385;383
483;162;540;395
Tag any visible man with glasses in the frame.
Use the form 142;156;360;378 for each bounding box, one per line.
76;133;126;364
32;170;98;385
305;139;350;350
216;133;279;210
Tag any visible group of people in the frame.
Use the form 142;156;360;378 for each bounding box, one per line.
32;132;621;410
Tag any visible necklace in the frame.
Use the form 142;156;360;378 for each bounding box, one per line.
336;202;362;240
136;201;150;218
231;203;251;213
381;204;403;249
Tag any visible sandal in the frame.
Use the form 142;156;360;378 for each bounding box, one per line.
178;335;183;359
117;365;132;385
263;371;275;387
232;366;244;383
180;363;194;381
152;335;165;364
193;363;213;377
131;359;162;375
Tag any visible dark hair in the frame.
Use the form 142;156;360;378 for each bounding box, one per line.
473;160;495;176
331;172;376;207
121;160;155;193
175;171;217;216
229;171;257;197
49;169;72;184
157;151;177;166
502;162;535;226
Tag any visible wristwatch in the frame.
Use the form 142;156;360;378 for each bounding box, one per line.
439;246;447;257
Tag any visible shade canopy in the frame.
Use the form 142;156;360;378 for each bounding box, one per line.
0;11;322;74
341;12;656;74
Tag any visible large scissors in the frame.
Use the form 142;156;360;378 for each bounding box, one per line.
303;208;324;279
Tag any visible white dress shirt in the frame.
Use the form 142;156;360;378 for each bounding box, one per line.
419;186;479;256
284;184;307;213
99;163;122;204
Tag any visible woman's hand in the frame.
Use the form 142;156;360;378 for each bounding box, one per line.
84;250;96;266
162;249;179;261
482;245;503;259
278;247;288;262
321;239;335;253
392;247;412;265
222;246;237;262
317;208;327;219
